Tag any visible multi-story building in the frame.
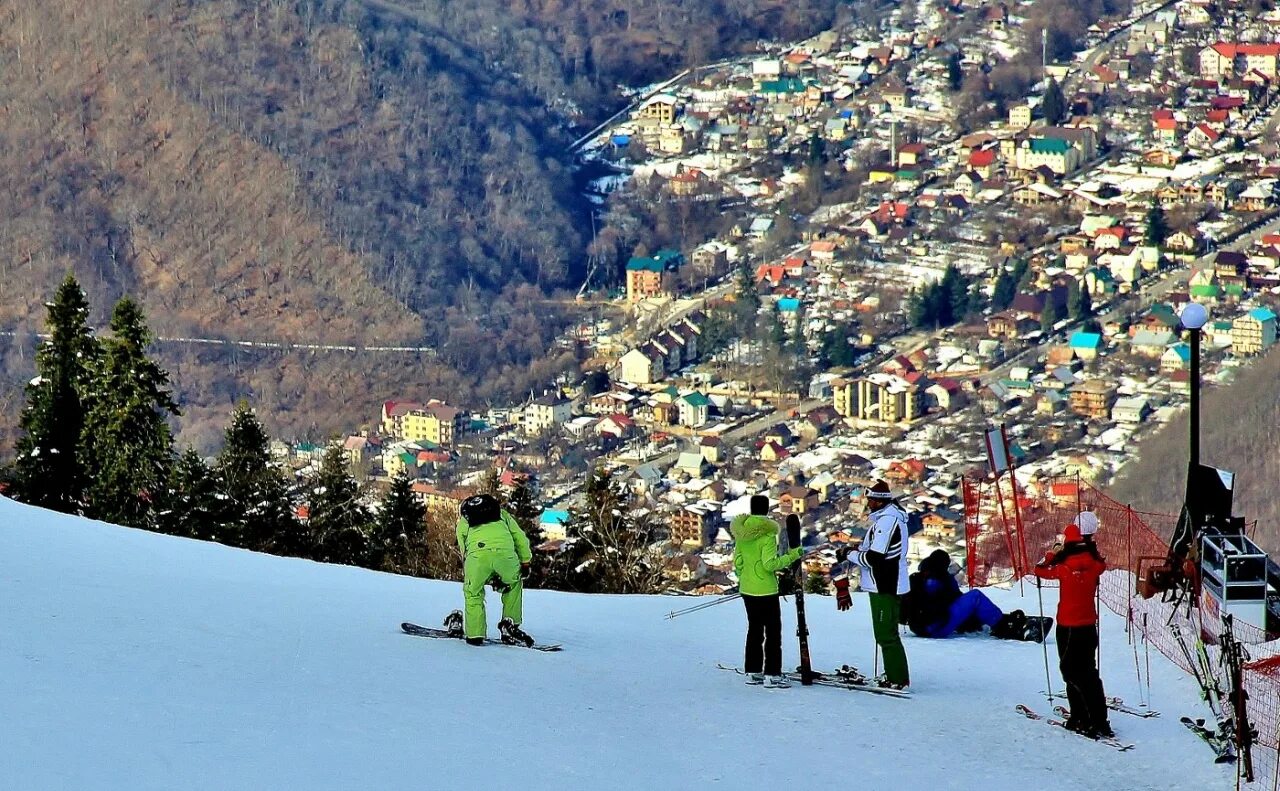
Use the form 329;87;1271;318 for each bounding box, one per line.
523;396;572;436
1232;307;1278;355
381;400;466;446
1068;380;1117;420
832;374;923;424
625;249;683;302
1200;42;1280;81
1016;137;1081;175
670;505;716;548
409;483;473;517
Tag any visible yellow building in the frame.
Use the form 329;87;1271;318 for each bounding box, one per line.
832;374;923;424
382;400;465;446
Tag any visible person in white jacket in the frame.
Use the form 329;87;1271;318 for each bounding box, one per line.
831;479;910;689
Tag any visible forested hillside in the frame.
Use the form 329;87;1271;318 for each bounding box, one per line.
1109;347;1280;553
0;0;841;451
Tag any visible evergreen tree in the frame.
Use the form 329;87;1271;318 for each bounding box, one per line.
991;263;1020;311
805;570;830;595
1043;77;1066;125
734;263;760;334
550;468;663;593
216;404;301;555
768;308;787;348
1040;299;1061;334
506;479;547;586
14;275;99;513
807;131;826;167
371;471;427;575
156;448;230;540
1068;278;1093;320
946;51;964;92
308;445;372;566
81;298;180;528
1145;200;1169;248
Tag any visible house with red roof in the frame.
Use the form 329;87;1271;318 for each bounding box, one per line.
1200;42;1280;80
968;147;999;179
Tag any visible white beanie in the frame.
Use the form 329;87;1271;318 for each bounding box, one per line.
1076;510;1100;536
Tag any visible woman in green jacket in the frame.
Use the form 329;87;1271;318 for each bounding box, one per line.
730;495;802;688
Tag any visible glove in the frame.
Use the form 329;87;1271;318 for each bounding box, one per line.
835;546;850;563
833;575;853;611
521;561;531;578
785;515;802;550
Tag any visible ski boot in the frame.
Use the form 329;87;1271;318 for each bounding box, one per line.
763;675;791;689
442;610;464;638
874;675;909;691
745;673;765;686
465;637;485;647
498;617;535;647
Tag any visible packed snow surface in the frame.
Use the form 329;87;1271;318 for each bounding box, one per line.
0;496;1233;790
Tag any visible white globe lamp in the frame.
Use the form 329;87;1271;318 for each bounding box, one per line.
1180;302;1208;331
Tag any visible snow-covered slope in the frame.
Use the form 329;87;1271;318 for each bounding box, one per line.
1;496;1232;790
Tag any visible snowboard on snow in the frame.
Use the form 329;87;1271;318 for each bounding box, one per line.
716;663;911;698
400;622;563;652
1015;704;1134;751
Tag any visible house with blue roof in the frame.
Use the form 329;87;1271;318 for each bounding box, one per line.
539;510;571;541
1232;307;1277;354
1160;342;1191;372
777;297;801;313
1068;331;1103;361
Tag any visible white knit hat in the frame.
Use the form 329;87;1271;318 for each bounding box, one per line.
1076;510;1100;536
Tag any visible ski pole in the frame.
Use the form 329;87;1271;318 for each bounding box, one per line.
1143;613;1152;709
1037;577;1053;707
665;592;741;620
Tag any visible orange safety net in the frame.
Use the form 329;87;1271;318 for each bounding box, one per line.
964;473;1280;788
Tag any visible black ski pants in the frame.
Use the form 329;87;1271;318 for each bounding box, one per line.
743;593;783;676
1057;624;1109;728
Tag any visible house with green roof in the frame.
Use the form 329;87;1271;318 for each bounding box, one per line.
678;391;711;427
1017;135;1081;175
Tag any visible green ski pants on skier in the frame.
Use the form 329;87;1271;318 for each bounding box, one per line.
869;592;910;686
463;551;523;639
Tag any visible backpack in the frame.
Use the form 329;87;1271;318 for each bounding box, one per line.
460;493;501;525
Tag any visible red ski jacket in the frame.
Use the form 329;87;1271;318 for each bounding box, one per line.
1034;546;1106;627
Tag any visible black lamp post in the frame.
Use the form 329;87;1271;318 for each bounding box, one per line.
1180;302;1208;497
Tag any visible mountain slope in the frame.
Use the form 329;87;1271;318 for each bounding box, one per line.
0;495;1233;790
1109;346;1280;553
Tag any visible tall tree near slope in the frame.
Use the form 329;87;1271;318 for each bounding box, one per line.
12;276;99;514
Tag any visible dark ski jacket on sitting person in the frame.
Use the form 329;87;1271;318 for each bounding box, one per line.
1033;528;1106;627
905;549;961;634
731;514;803;596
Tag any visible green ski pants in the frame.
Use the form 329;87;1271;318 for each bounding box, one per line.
463;551;523;638
869;592;910;686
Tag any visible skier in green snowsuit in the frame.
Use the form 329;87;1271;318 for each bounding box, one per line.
455;494;533;646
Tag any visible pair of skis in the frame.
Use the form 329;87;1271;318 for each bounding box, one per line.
1181;717;1237;764
715;663;910;698
1015;704;1134;751
1045;692;1160;719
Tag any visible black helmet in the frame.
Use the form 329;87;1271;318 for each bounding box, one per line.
461;493;501;525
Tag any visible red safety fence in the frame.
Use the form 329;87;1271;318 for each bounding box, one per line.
964;473;1280;787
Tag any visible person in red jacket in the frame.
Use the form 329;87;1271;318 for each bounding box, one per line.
1034;523;1112;739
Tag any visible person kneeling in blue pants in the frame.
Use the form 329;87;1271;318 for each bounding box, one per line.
902;550;1041;641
